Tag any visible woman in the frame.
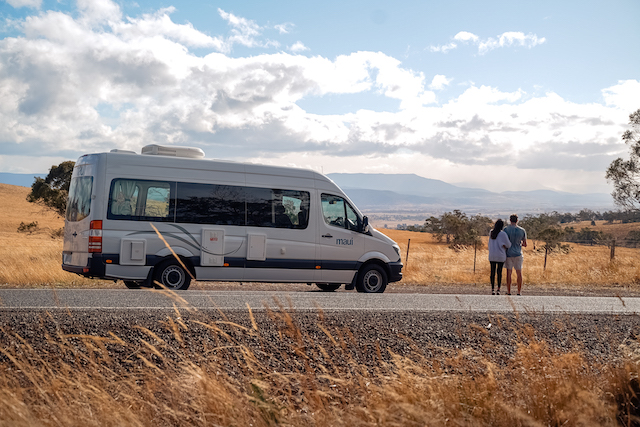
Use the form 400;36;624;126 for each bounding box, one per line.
488;219;511;295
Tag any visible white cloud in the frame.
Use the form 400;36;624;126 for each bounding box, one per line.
275;23;293;34
116;8;224;49
430;31;546;55
288;41;308;53
429;75;452;91
602;80;640;113
428;42;456;53
453;31;479;43
77;0;122;25
4;0;41;9
478;32;546;55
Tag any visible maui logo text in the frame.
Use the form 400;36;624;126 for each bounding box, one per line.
336;238;353;246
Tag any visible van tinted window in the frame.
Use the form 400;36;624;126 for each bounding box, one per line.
176;182;245;226
108;179;309;229
246;188;309;229
66;177;93;222
108;179;174;221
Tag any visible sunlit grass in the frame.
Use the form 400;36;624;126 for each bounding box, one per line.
1;307;639;426
383;229;640;290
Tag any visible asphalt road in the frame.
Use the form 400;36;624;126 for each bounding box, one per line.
1;289;639;314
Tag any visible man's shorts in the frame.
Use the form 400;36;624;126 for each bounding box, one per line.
505;255;523;271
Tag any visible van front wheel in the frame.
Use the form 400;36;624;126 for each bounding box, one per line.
356;264;388;293
153;261;191;290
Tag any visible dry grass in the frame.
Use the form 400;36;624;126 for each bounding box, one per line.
0;308;639;426
0;184;110;287
570;220;640;238
383;229;640;290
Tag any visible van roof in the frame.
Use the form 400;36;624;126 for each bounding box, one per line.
81;147;334;184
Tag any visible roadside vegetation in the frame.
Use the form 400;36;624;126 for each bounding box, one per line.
1;307;639;426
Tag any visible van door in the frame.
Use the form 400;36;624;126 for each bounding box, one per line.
62;164;96;269
242;187;319;283
318;193;364;284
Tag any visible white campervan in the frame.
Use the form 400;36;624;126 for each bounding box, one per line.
62;145;403;292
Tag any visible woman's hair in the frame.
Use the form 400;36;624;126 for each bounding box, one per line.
490;219;504;239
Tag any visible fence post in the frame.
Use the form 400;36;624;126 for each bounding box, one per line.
405;239;411;266
543;246;548;271
610;239;616;260
473;240;477;274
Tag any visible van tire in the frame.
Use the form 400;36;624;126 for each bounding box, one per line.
316;283;341;292
153;260;191;290
356;264;387;293
123;280;141;289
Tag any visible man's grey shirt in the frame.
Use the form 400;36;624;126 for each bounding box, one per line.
504;225;526;257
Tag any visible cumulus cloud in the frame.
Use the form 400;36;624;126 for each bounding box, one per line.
0;0;632;193
602;79;640;112
429;75;452;91
430;31;546;55
288;41;308;53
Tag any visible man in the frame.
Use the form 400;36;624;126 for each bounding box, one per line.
504;214;527;295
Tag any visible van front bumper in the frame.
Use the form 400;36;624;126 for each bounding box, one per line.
389;261;403;283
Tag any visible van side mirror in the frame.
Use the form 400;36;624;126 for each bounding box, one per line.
362;216;369;233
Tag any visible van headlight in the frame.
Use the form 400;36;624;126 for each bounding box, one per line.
393;245;401;260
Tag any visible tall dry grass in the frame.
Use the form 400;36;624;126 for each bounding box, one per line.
1;307;639;426
384;229;640;289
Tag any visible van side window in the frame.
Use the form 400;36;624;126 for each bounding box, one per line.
108;179;173;221
321;193;361;232
108;178;309;229
176;182;244;226
282;190;309;229
246;188;310;229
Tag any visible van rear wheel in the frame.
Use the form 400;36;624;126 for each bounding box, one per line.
356;264;388;293
153;260;191;290
316;283;341;292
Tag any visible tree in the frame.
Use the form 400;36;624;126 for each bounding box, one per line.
537;227;565;270
606;109;640;209
27;161;75;216
424;210;491;247
519;213;558;249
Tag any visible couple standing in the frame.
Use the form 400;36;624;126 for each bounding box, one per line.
488;214;527;295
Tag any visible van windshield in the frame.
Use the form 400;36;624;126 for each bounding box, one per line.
66;176;93;222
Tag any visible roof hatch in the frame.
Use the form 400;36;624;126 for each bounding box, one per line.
141;144;205;159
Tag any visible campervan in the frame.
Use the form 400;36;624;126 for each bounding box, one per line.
62;145;403;292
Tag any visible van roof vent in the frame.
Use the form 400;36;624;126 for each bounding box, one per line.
110;149;136;154
141;144;205;159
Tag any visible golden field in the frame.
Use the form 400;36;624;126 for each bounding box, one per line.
384;229;640;291
2;183;640;291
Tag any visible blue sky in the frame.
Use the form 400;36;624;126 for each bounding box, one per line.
1;0;639;194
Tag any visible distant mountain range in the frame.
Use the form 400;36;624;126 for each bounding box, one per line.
327;173;615;215
0;171;615;216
